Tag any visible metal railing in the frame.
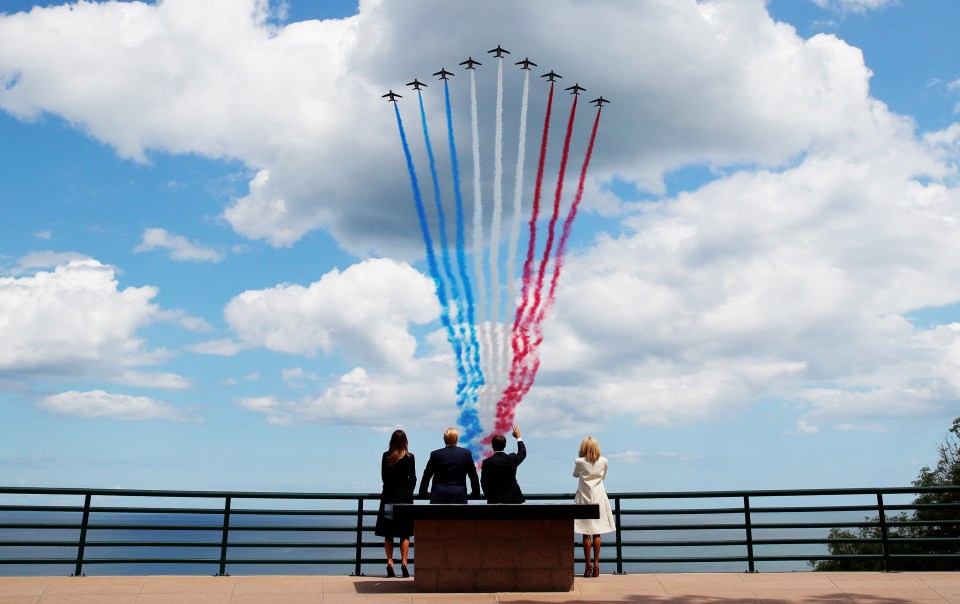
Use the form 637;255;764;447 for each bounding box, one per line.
1;486;957;576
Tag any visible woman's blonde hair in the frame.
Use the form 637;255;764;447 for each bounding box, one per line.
578;436;601;463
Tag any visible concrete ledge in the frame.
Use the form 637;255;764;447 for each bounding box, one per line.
397;505;598;593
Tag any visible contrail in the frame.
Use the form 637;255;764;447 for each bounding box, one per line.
392;101;482;452
495;79;556;435
442;79;484;399
504;67;530;397
497;88;579;428
488;53;506;404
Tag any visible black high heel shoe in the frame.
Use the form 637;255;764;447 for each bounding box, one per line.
386;565;396;578
401;564;410;578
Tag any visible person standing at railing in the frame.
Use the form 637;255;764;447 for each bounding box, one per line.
573;436;615;578
375;429;417;578
480;424;526;504
419;426;480;504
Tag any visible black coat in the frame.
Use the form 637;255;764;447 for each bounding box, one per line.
419;445;480;504
374;452;416;538
480;441;527;504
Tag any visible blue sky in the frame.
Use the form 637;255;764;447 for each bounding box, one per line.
1;0;959;496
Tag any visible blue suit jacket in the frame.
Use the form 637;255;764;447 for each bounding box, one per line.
419;445;480;503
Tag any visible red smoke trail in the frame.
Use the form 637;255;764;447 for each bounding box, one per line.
487;82;554;438
540;104;602;324
493;92;579;434
494;101;602;432
512;82;554;360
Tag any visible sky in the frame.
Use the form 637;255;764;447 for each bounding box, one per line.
1;0;960;497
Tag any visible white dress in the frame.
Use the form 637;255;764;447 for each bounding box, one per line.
573;456;616;535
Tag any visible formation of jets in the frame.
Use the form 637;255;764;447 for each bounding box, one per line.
384;46;610;107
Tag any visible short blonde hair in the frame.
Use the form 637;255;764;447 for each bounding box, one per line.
579;437;601;463
443;427;460;446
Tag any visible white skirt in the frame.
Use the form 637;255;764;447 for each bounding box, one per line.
574;493;616;535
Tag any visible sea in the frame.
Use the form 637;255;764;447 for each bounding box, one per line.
0;505;851;577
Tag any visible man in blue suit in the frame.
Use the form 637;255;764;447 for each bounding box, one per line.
419;427;480;504
480;425;526;504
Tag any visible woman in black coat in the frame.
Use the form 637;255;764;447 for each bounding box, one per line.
374;429;416;578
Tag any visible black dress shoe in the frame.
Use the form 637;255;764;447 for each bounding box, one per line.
386;565;396;578
401;564;410;578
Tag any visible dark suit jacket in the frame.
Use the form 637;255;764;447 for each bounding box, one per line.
419;445;480;504
480;441;527;504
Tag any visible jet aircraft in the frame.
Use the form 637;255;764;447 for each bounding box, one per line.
590;96;610;108
515;58;537;70
487;45;510;58
541;70;562;82
565;83;586;96
460;57;482;70
407;79;427;91
382;90;402;103
433;68;454;80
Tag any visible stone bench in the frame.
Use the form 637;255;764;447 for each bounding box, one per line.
393;503;599;592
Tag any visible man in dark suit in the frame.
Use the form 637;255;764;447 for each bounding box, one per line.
480;424;526;504
419;427;480;504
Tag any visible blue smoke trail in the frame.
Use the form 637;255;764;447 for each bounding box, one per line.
442;83;485;385
393;104;474;417
415;91;483;450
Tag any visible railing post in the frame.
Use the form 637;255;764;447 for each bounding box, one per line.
217;496;232;576
743;495;756;573
72;493;92;577
613;496;625;574
877;492;891;572
351;497;364;576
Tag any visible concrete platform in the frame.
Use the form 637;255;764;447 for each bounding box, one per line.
0;571;958;603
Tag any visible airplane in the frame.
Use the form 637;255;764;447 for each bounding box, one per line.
487;44;510;58
407;78;427;91
433;67;454;80
565;83;586;96
459;56;482;70
515;57;537;70
590;96;610;108
382;90;402;103
541;70;562;82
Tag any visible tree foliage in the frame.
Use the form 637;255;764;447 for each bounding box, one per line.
812;418;960;571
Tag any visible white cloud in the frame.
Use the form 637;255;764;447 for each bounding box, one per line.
0;0;897;254
238;364;454;429
0;258;163;374
5;250;91;275
134;228;224;262
3;0;960;436
37;389;198;421
811;0;898;13
203;258;438;369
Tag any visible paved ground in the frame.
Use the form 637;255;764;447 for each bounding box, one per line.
0;572;958;603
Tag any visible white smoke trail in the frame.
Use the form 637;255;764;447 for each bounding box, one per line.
487;57;506;413
505;69;530;390
469;68;494;432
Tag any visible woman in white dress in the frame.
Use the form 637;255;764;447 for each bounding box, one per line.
573;436;615;577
